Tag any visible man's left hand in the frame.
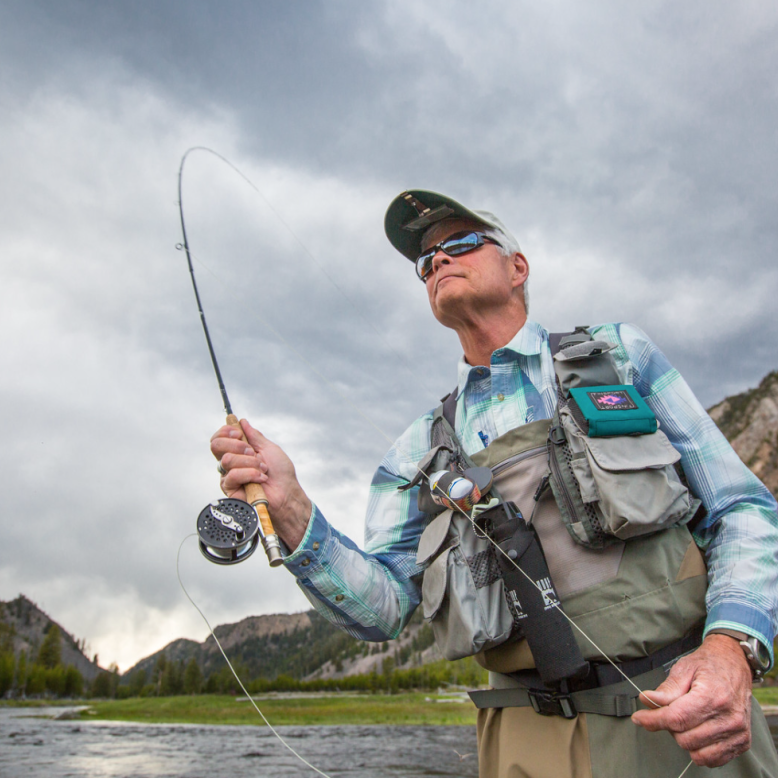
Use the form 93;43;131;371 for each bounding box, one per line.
631;634;753;767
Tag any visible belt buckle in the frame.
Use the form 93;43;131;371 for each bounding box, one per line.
528;690;577;719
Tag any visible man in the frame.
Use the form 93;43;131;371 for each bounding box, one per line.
212;190;778;776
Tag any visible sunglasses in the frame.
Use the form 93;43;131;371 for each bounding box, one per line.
415;231;500;281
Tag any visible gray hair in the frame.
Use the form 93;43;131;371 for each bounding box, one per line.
481;225;530;315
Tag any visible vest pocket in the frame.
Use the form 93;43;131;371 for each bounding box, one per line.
418;512;515;660
560;409;692;541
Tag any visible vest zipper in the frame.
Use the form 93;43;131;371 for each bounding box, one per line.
547;431;577;520
491;446;545;477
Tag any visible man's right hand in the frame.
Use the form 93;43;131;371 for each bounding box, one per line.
210;419;312;552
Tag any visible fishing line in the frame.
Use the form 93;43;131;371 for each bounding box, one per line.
178;147;439;400
177;244;408;450
178;152;696;778
176;534;334;778
183;229;699;778
183;240;660;702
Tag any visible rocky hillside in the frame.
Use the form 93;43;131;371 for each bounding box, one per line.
709;370;778;497
123;608;436;684
0;595;102;680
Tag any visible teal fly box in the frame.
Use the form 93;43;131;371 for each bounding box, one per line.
567;385;657;437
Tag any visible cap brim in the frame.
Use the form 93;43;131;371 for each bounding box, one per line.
384;190;496;262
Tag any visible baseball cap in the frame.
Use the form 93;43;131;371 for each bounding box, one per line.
384;189;520;262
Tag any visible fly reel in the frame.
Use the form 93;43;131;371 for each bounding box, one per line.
197;498;260;565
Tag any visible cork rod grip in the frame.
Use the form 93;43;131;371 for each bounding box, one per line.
226;414;276;539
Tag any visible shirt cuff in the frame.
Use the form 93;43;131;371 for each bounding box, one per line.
282;503;331;576
705;601;775;666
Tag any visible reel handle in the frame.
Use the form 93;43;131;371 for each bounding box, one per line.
226;414;283;567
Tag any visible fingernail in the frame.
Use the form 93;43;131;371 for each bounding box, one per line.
228;430;242;438
244;447;254;456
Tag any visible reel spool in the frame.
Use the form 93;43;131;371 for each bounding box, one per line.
429;466;495;513
197;498;260;565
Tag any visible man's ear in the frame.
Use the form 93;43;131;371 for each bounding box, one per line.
510;252;530;288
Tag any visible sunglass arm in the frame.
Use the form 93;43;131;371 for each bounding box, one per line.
226;414;284;567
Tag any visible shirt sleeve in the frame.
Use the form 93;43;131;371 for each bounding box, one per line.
282;412;434;641
601;322;778;659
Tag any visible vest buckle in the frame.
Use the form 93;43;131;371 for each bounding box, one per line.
528;690;577;719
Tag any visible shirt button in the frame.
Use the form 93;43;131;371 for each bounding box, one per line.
301;558;310;567
335;594;345;602
497;393;505;401
312;542;320;551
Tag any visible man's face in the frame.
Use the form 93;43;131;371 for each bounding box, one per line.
420;218;526;328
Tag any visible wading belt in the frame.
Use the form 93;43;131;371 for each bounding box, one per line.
468;626;703;718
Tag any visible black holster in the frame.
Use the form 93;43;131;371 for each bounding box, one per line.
479;501;590;687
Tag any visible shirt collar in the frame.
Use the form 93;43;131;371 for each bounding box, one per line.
454;319;548;397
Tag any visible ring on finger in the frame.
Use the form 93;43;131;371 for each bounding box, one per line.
217;461;227;476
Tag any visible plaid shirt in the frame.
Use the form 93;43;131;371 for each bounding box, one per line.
284;320;778;659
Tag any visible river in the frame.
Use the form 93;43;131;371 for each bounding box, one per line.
2;707;777;778
0;707;479;778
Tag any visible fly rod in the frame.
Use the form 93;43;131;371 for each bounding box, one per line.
177;147;283;567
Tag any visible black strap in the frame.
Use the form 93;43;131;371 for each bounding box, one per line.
469;625;704;716
441;389;458;430
504;625;703;693
469;667;668;717
591;625;704;686
548;331;570;357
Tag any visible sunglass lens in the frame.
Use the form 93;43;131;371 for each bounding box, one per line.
443;232;481;255
416;251;435;280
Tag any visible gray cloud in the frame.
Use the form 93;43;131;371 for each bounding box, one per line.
1;0;776;669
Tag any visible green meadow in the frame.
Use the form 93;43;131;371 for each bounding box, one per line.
2;692;478;726
4;688;777;727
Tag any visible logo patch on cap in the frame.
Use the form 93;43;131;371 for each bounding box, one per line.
587;390;638;411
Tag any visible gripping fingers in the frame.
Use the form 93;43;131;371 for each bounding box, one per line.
220;465;267;498
210;425;251;459
678;719;752;767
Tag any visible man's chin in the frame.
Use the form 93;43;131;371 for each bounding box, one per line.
431;289;469;326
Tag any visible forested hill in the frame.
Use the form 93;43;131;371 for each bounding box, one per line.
0;594;103;697
122;608;436;688
708;370;778;497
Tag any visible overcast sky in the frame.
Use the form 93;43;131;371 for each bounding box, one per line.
1;1;776;672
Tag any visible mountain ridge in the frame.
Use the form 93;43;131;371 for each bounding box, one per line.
0;594;103;681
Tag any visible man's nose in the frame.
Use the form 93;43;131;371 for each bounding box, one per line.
432;251;452;274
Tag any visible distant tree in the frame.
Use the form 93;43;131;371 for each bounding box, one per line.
161;659;184;696
63;665;84;697
90;671;113;698
108;663;121;697
382;655;395;689
37;624;62;669
183;658;203;695
26;664;46;696
44;666;65;696
0;649;14;696
15;651;28;697
152;653;167;695
128;668;147;697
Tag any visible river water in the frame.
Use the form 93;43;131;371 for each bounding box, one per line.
0;707;479;778
2;707;777;778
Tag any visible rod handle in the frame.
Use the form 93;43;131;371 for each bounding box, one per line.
226;414;283;567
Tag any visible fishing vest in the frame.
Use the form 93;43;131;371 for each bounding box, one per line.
414;329;709;708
